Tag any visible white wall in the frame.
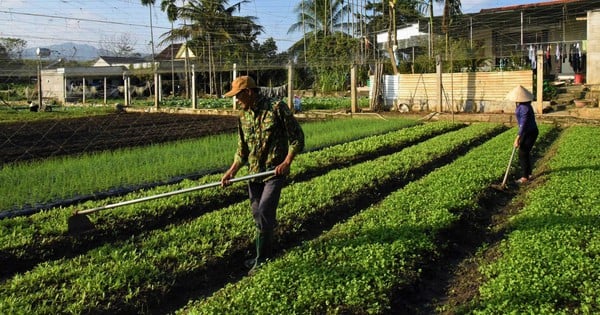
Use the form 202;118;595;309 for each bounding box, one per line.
376;23;426;44
587;10;600;85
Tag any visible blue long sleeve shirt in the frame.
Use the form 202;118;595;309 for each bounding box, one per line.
515;102;538;136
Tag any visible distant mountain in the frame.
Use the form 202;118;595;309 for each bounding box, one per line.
22;42;111;61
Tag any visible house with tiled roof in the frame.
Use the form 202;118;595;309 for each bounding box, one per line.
155;43;196;61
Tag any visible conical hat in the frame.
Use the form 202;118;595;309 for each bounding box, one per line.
506;85;533;102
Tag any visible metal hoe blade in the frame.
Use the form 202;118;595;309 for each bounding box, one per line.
67;170;276;234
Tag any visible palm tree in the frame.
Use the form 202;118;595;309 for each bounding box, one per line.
288;0;351;35
417;0;462;58
287;0;352;60
140;0;157;63
441;0;461;34
141;0;157;106
160;0;178;97
160;0;262;95
440;0;462;59
358;1;421;72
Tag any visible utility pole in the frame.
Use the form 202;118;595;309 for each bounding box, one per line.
429;0;434;58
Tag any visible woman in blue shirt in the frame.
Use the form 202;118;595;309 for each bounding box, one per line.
508;85;539;184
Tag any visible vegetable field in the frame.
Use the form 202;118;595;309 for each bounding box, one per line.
1;112;599;314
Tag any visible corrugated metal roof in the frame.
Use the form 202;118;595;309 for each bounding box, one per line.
480;0;586;14
97;56;147;64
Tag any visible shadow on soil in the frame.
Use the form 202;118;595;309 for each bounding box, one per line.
0;126;461;281
387;125;561;315
144;130;500;315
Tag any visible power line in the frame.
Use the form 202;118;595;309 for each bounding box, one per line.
0;9;170;30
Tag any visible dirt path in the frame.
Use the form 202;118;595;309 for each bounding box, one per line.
393;126;562;315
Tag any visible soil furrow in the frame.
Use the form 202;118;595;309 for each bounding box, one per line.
389;126;562;315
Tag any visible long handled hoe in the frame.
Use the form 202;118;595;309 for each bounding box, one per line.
491;146;516;192
68;170;276;234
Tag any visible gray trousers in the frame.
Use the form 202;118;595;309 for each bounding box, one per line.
518;129;538;179
248;177;285;231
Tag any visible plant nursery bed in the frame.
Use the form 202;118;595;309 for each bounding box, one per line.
0;112;238;164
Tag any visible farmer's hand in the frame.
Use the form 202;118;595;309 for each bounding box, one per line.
275;153;296;176
221;172;233;187
275;161;291;176
221;164;239;187
514;136;520;148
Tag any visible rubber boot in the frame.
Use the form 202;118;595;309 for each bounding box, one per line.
244;229;273;274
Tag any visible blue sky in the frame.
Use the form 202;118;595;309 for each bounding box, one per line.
0;0;542;55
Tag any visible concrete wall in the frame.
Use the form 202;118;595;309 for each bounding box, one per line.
587;10;600;85
41;70;66;103
392;70;533;113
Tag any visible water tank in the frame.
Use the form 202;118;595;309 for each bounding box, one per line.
36;48;51;58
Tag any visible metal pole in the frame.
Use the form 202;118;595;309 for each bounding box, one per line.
351;64;358;113
521;11;524;46
154;71;159;109
82;77;86;104
192;64;197;109
436;54;442;112
287;61;294;107
171;21;175;97
103;77;107;104
232;63;237;110
470;17;473;49
37;57;43;109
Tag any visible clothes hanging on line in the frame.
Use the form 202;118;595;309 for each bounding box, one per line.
525;41;585;73
569;42;584;73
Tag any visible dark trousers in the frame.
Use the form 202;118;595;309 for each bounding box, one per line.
248;177;285;231
518;129;539;179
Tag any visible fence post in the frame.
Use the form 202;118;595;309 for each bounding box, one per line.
192;64;197;109
351;64;358;113
123;73;129;107
536;50;544;114
154;71;159;109
436;54;443;112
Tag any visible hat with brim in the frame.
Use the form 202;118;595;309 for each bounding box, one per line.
506;85;533;102
224;76;258;97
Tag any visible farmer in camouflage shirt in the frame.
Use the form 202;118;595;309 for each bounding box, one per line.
221;76;304;273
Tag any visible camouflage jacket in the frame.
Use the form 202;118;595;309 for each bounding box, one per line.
234;95;305;176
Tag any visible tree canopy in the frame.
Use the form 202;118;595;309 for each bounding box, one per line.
0;38;27;60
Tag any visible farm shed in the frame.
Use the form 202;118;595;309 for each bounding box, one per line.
39;45;193;105
41;66;126;105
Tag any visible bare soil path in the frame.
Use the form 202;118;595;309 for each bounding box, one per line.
0;112;238;164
